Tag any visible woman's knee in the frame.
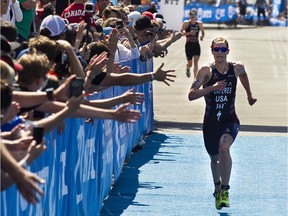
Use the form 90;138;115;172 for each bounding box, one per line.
219;134;233;153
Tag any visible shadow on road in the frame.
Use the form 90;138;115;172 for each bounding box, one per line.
154;120;287;134
100;132;169;216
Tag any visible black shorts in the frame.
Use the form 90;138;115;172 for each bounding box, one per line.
203;122;240;156
185;42;200;60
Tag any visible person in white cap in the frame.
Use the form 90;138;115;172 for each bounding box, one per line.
40;14;68;40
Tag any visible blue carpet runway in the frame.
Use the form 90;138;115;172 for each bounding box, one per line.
100;133;287;216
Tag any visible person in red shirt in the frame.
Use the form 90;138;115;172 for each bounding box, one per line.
61;0;95;27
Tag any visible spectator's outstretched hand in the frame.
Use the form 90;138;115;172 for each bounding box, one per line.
14;168;45;204
53;75;76;101
172;32;182;42
2;124;24;140
66;93;85;112
113;103;141;123
121;88;145;105
4;136;33;151
154;63;176;86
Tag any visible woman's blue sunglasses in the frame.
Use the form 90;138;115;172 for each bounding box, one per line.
211;47;229;52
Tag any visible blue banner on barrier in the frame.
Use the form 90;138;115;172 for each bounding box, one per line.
184;3;237;23
1;71;154;215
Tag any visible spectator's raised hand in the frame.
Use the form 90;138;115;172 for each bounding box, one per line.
76;21;86;43
154;63;176;86
79;42;91;61
106;29;119;54
86;51;108;76
113;63;130;74
113;103;141;123
121;88;145;105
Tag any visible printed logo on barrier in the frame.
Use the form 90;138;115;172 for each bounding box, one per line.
197;8;203;20
228;5;235;19
272;5;279;17
202;9;212;19
215;8;225;20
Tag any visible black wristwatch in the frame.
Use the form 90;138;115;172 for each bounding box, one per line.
45;88;54;101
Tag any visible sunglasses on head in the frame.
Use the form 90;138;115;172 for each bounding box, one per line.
211;47;229;52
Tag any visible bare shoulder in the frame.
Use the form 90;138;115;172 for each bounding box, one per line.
199;64;211;74
232;61;244;68
197;64;212;82
232;61;246;75
181;20;189;28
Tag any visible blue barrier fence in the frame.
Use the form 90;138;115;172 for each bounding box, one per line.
1;60;154;215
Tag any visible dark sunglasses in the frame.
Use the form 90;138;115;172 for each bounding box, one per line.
212;47;229;52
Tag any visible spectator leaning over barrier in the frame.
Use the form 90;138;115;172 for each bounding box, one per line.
16;16;86;80
25;33;142;110
1;77;83;203
0;140;45;204
127;10;141;39
83;29;176;93
104;23;140;63
28;35;85;80
0;81;45;204
10;51;142;123
0;60;22;129
149;18;182;58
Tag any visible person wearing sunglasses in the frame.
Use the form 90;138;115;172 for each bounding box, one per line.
188;37;257;210
180;8;205;78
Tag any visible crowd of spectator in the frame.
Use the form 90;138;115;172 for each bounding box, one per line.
1;0;182;205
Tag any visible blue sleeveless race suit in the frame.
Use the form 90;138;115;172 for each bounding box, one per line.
202;63;240;156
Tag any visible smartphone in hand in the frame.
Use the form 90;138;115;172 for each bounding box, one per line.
33;127;44;145
68;77;84;98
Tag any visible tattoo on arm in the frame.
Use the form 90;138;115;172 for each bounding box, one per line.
192;80;201;88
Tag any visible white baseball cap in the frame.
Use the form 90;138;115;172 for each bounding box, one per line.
40;15;69;36
127;11;141;28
